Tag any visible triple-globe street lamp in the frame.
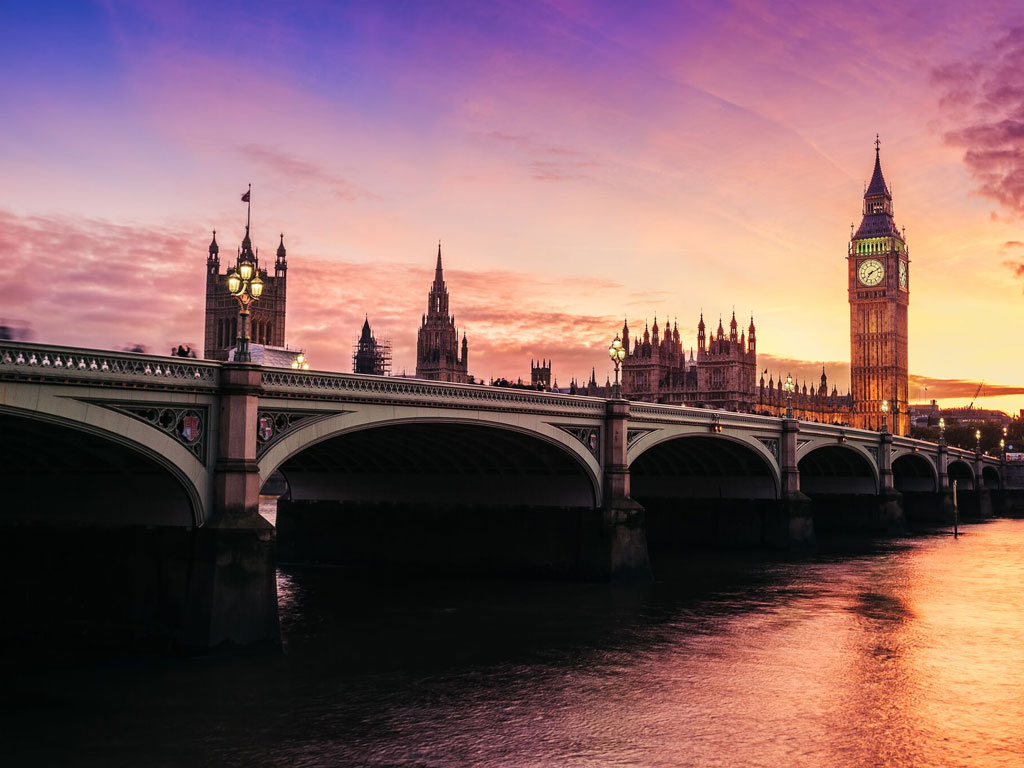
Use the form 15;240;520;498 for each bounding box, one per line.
783;374;795;419
225;257;264;363
938;417;946;445
291;353;310;370
880;399;889;433
608;335;626;399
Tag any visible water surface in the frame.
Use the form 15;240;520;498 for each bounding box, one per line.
5;517;1024;767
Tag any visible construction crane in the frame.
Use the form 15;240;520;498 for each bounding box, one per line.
967;381;984;410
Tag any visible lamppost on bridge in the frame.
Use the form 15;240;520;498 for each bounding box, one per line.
290;353;310;370
225;255;264;363
783;373;795;419
938;417;946;446
608;334;626;399
976;429;982;454
1000;438;1006;461
881;399;889;433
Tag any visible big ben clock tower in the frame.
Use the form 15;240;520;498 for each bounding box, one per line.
849;137;909;435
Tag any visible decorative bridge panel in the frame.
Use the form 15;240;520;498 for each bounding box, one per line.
553;424;600;459
83;400;210;464
256;410;345;458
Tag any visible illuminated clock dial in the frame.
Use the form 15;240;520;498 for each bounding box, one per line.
858;258;884;286
898;260;908;289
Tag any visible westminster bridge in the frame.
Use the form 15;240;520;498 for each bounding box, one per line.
0;341;1013;649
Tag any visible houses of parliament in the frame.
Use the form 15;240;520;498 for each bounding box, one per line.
202;140;910;435
612;140;910;435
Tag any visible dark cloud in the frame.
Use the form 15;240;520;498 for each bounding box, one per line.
934;26;1024;216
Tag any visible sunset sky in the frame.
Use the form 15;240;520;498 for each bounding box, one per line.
2;1;1023;413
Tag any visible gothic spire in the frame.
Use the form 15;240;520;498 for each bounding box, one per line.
865;134;890;198
855;135;900;239
209;230;219;256
277;233;286;259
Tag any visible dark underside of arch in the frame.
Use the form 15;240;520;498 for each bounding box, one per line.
798;445;876;495
629;436;781;555
893;453;937;493
274;423;601;574
947;460;974;490
0;411;194;526
630;436;776;500
278;422;595;507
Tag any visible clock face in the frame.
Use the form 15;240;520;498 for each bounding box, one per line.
898;260;908;289
858;259;884;286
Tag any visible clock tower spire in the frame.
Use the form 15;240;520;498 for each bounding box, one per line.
848;136;910;435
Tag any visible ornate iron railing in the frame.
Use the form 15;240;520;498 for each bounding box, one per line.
0;342;220;389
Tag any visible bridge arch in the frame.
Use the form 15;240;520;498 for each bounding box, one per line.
628;432;780;500
892;452;938;493
259;409;602;508
798;443;879;495
0;408;201;526
947;459;975;491
982;465;1001;490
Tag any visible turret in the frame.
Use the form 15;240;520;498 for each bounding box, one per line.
748;315;756;355
697;312;706;351
621;318;630;357
729;310;738;342
652;316;660;345
207;230;219;274
275;233;287;277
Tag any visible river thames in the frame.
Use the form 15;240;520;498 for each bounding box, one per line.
5;514;1023;767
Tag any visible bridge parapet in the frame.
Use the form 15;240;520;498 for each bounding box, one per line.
0;341;219;390
260;369;608;416
629;402;781;429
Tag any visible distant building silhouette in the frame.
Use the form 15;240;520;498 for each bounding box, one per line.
204;219;287;360
353;316;391;376
415;243;469;383
530;359;552;390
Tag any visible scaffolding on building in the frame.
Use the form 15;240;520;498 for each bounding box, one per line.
352;325;392;376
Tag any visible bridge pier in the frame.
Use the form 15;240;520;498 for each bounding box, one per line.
878;432;906;533
768;417;815;549
185;364;279;650
592;399;651;582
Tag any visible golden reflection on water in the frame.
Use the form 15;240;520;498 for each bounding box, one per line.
333;521;1024;768
201;506;1024;766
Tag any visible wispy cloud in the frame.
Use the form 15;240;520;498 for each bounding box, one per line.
472;131;603;182
238;144;365;201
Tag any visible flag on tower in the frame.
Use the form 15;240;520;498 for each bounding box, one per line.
241;190;250;202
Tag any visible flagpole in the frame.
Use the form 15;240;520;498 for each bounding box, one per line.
247;182;251;235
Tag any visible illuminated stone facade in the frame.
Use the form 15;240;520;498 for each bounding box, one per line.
619;312;757;412
848;141;910;435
